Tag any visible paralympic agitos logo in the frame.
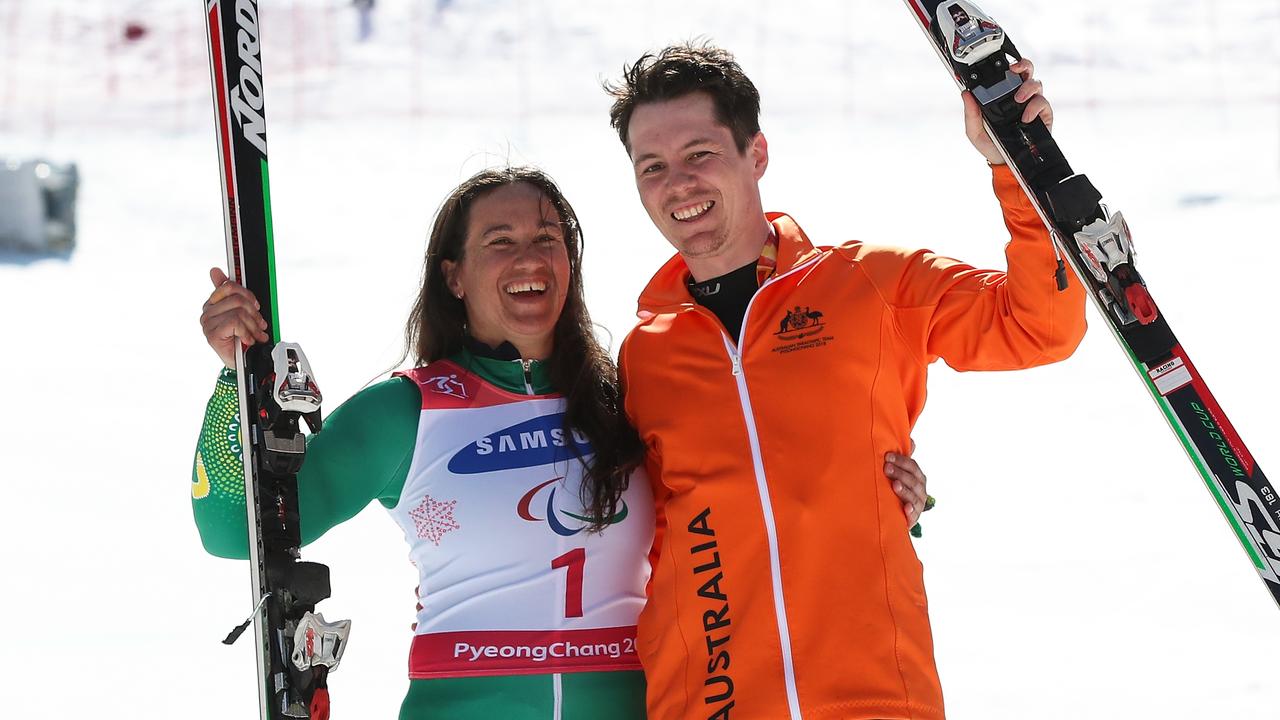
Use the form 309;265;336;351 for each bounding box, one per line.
517;478;630;536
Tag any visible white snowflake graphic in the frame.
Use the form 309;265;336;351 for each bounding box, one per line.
410;494;460;545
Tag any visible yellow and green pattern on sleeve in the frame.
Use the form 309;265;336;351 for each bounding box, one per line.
189;353;646;719
191;367;419;558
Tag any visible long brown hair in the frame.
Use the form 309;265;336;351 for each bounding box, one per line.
404;166;643;531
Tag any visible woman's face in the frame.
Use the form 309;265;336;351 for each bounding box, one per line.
442;182;572;359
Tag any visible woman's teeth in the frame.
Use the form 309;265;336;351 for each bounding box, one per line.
505;281;547;295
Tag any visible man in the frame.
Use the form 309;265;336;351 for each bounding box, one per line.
606;44;1085;719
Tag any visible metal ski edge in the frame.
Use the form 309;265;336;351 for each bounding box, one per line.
1120;342;1267;572
203;0;275;717
206;1;245;286
900;0;1280;606
902;0;963;85
1082;276;1280;602
236;343;274;720
1080;279;1277;595
1060;233;1276;589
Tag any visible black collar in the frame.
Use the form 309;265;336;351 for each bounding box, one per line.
464;335;523;361
687;259;757;300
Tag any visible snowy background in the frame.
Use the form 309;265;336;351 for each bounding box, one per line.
1;0;1277;717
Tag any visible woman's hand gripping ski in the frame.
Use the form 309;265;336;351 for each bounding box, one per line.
886;442;935;535
199;267;269;369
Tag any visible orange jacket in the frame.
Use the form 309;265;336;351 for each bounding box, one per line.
620;166;1086;720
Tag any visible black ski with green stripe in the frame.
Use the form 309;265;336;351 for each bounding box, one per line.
203;1;335;717
903;0;1279;609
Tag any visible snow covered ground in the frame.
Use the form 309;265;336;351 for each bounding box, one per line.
1;0;1277;717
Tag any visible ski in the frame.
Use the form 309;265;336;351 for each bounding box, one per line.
202;1;350;718
902;0;1279;607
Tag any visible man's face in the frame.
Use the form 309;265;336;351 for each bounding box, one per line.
626;92;769;279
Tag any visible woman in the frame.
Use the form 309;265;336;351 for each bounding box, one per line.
192;166;930;718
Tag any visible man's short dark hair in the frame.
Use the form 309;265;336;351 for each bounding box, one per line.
605;41;761;154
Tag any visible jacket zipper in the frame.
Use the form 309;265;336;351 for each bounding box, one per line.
714;254;820;720
519;358;535;396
